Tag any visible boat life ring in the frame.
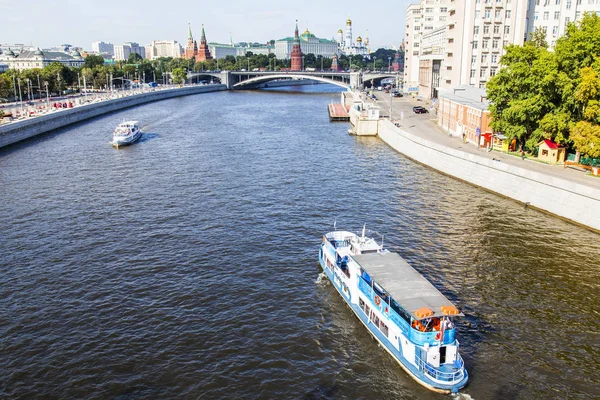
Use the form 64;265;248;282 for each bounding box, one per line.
374;295;381;306
435;332;442;341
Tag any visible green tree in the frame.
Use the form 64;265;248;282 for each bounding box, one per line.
84;54;105;69
127;53;143;64
171;67;187;84
486;42;557;151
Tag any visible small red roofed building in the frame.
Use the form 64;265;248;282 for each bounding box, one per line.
290;21;303;71
537;139;567;164
331;53;340;71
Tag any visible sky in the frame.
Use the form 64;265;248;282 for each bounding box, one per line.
1;0;411;51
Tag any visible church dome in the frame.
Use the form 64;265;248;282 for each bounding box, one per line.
338;29;343;33
346;18;352;25
356;36;362;42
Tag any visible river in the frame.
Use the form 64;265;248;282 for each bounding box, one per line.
1;85;598;399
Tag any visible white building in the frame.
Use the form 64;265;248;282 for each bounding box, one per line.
145;40;182;59
91;41;114;56
275;29;339;59
0;48;84;71
336;19;369;55
405;0;528;99
404;1;449;95
114;42;146;61
526;0;600;49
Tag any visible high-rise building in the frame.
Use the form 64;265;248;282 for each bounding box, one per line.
526;0;600;49
404;1;449;96
91;41;114;56
290;21;303;71
405;0;528;99
114;42;146;61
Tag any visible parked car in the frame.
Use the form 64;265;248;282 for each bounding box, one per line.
413;106;428;114
392;91;403;97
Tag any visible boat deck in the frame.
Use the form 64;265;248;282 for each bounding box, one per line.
352;252;463;320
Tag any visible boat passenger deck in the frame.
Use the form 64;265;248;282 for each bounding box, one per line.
352;252;463;320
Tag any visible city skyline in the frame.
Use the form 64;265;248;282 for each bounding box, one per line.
2;0;409;51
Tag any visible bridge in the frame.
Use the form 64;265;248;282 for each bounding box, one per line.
186;70;401;90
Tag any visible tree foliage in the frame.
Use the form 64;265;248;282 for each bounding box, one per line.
487;12;600;157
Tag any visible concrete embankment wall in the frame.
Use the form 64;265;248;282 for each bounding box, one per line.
377;119;600;231
0;85;227;148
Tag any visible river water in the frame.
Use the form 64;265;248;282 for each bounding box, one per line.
1;86;599;400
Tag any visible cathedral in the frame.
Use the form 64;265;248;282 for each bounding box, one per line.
336;19;369;56
183;24;213;62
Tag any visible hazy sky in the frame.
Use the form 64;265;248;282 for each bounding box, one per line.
2;0;410;51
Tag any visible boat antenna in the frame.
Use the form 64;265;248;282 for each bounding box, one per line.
362;224;366;241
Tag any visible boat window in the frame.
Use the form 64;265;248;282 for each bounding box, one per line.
362;249;378;254
379;321;389;337
390;299;411;323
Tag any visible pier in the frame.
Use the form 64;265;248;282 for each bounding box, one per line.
328;103;350;121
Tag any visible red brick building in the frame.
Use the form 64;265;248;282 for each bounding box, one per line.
183;24;212;62
196;25;212;62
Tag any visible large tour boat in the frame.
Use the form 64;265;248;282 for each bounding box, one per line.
318;227;468;394
111;121;142;148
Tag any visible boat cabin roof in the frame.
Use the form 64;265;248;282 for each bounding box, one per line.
353;252;464;320
118;121;139;127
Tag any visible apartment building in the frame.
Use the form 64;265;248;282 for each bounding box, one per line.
405;0;528;99
526;0;600;49
447;0;528;91
404;1;450;95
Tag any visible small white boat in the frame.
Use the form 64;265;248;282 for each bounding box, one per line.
111;121;142;148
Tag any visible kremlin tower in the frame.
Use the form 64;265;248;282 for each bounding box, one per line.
195;24;213;62
331;53;340;72
290;21;303;71
183;23;213;62
184;24;198;59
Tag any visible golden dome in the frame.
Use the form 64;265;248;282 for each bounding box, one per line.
346;18;352;25
338;29;343;33
357;36;362;42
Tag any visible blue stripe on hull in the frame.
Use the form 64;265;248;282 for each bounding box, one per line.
318;254;468;394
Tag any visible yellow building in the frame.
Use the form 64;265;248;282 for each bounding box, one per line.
537;140;566;164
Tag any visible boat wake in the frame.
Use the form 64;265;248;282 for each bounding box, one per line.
451;393;476;399
315;272;328;285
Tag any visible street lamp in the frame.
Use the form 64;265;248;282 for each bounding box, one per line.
44;81;49;110
302;56;305;71
388;57;391;72
17;78;23;114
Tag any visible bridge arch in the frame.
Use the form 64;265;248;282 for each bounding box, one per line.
186;73;222;84
233;74;349;90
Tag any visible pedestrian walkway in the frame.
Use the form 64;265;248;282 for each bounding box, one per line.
371;91;600;190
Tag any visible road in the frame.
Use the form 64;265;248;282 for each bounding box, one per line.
365;89;600;190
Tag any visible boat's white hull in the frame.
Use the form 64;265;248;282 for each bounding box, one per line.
112;129;142;147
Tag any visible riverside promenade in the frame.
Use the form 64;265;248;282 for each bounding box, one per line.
356;90;600;231
0;84;227;148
